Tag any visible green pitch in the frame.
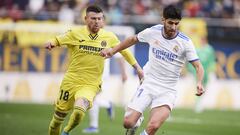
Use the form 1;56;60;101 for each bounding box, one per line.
0;102;240;135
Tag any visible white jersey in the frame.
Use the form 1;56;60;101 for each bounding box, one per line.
137;24;199;89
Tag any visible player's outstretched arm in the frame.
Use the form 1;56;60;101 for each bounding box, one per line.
100;35;138;58
191;60;205;96
100;35;144;83
112;35;138;54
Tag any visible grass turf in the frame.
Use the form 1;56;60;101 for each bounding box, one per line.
0;102;240;135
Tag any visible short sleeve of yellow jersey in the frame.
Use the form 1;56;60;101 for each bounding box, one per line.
51;29;78;47
108;32;120;47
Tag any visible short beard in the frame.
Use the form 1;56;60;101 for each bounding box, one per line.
163;26;176;39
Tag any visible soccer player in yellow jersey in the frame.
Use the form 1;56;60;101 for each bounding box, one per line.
45;5;143;135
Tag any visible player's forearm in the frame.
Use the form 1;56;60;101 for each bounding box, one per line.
195;63;204;84
191;60;204;84
132;63;142;73
120;49;137;66
112;36;138;54
133;62;144;83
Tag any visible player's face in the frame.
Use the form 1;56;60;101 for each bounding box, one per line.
162;18;180;38
85;12;104;33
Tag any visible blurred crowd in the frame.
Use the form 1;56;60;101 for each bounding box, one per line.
0;0;240;24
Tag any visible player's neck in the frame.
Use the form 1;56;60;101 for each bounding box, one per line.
162;28;178;40
86;26;99;35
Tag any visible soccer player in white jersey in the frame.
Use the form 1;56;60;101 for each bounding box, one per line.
100;5;205;135
83;54;127;133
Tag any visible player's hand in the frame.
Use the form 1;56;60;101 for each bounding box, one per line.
136;68;144;84
45;42;55;51
195;82;205;96
100;48;113;58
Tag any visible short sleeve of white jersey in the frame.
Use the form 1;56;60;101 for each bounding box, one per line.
185;40;199;62
137;28;152;43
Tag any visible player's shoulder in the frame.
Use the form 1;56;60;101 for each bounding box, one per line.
70;26;85;33
64;26;86;38
149;24;163;31
177;32;191;42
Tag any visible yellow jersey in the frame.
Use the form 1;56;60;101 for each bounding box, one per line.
51;26;136;88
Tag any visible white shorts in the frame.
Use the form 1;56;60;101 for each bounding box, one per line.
127;77;177;113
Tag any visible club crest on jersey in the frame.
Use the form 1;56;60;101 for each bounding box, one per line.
154;40;161;46
101;40;107;47
173;46;179;53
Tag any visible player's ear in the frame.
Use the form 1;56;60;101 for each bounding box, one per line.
161;17;165;23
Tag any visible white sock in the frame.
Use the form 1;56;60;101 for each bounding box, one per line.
135;115;144;128
140;130;148;135
89;102;99;128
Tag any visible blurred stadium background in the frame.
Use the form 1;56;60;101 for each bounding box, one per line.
0;0;240;135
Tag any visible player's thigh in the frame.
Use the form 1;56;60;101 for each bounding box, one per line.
75;85;100;109
54;87;75;113
148;105;171;127
124;86;151;126
128;86;151;114
151;91;177;111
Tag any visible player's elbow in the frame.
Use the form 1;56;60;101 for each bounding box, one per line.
127;36;138;44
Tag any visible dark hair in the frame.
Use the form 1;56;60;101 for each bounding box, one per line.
86;5;103;13
163;5;182;20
